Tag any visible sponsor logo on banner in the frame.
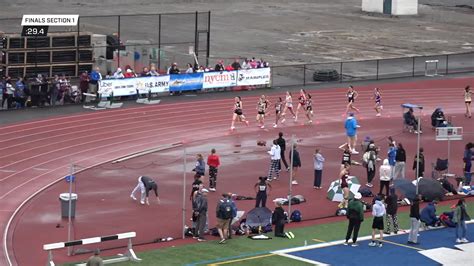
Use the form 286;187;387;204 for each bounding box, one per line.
135;76;170;94
236;68;271;86
203;71;237;89
99;76;170;97
169;73;203;92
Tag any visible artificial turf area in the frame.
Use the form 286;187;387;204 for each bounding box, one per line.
68;200;474;266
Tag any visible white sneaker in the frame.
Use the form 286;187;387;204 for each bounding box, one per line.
291;180;298;185
281;118;286;123
461;238;469;243
273;124;277;128
351;150;359;154
368;242;377;247
230;126;235;131
376;113;381;117
140;201;145;205
456;238;462;243
130;195;137;201
209;188;216;192
261;125;265;129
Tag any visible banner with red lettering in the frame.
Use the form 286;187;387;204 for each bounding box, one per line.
203;71;238;89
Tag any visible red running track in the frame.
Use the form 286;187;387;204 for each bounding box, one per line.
1;77;473;265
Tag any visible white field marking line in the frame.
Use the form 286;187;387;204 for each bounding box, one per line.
0;93;463;150
276;253;329;266
0;85;461;136
0;116;230;190
0;170;16;173
31;168;49;171
0;116;229;182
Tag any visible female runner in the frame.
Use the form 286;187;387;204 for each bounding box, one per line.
281;91;296;123
256;95;269;129
372;87;382;117
230;96;249;130
305;94;314;124
295;89;307;121
464;85;472;118
345;85;360;113
274;97;284;128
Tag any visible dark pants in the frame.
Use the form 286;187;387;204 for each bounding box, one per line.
274;220;285;237
379;180;390;196
280;149;288;169
255;192;267;208
195;211;207;238
2;94;13;109
209;166;218;189
367;168;375;184
345;218;362;243
314;169;322;187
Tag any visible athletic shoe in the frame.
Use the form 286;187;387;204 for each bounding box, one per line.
368;242;377;247
267;178;273;182
288;232;295;238
314;186;318;189
456;238;463;243
351;150;359;154
380;105;384;110
384;231;391;235
197;238;206;242
130;194;137;201
140;201;145;205
378;243;383;248
366;183;373;188
273;124;277;128
261;125;265;129
376;113;381;117
230;126;235;130
285;232;291;239
281;118;286;123
291;180;298;185
245;121;249;126
219;239;226;244
343;241;348;246
351;243;358;247
287;167;290;172
146;199;150;205
461;238;469;243
209;188;216;192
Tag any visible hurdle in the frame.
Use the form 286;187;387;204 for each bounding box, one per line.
43;232;141;266
425;59;439;77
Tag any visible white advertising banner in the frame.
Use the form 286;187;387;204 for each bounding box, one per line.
98;76;170;97
236;68;271;86
203;71;238;89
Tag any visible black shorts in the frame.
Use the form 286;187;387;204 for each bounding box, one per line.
372;216;384;230
348;99;354;103
234;109;243;116
258;111;265;115
466;101;471;104
276;110;281;115
306;106;312;111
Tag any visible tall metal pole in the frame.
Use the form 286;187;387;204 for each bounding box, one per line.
447;138;451;174
288;135;295;221
194;11;199;58
117;15;121;69
67;163;75;256
182;147;186;240
76;17;80;77
157;14;161;70
415;114;421;195
206;11;211;67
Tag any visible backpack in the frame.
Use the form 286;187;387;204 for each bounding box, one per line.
219;199;233;219
290;210;302;222
359;187;374;197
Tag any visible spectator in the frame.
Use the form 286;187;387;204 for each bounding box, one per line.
454;198;470;243
149;65;160;76
431;108;447;128
408;195;422;245
105;71;113;79
58;74;70;105
379;159;391;196
207;149;220;191
86;249;103;266
385;187;399;234
89;67;102;96
225;64;234;71
344;192;364;246
214;60;224;72
249;58;258;68
255;176;271;208
267;140;281;181
227;193;238;239
124;68;136;78
241;59;250;70
50;75;59;106
113;68;124;79
216;193;233;244
79;71;89;103
387;142;397;179
140;67;151;76
404;108;421;133
272;201;288;238
185;63;194;74
231;59;241;70
420;201;439;227
463;142;474;185
369;195;386;247
394;143;406;179
194;188;209;242
14;77;26;108
4;78;15;109
345;113;360;154
260;58;269;68
193;154;205;181
363;143;377;188
0;76;5;109
169;63;180;74
129;176;160;205
289;143;301;185
313;148;325;189
413;147;425;178
276;132;289;172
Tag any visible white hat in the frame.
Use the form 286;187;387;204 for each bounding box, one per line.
126;69;133;73
201;188;209;193
354;192;362;199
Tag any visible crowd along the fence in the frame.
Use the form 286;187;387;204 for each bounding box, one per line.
98;68;271;97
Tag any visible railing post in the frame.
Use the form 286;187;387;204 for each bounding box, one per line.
412;56;415;77
158;14;161;70
303;64;306;86
117;15;121;69
339;62;343;83
445;54;449;75
376;60;379;80
206;11;211;67
194;11;199;58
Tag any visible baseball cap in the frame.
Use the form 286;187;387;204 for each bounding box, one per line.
354;192;362;199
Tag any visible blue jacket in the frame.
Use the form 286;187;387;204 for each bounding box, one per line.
344;117;358;137
388;147;397;166
420;202;437;225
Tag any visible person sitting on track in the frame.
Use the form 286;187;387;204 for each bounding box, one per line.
130;176;160;205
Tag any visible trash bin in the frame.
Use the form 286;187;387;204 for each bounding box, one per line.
59;193;78;218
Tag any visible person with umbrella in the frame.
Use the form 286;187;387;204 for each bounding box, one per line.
454;198;471;243
344;192;364;246
408;195;422;245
